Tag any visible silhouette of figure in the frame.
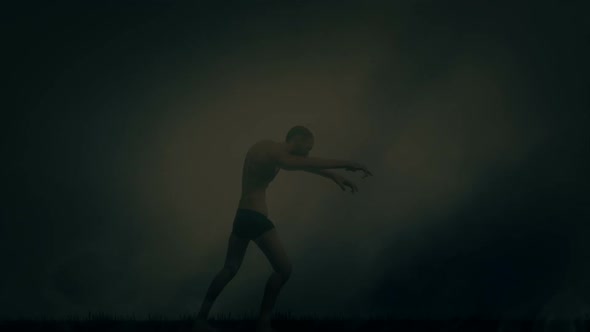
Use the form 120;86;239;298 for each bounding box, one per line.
194;125;372;332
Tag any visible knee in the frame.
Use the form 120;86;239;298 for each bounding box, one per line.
276;262;292;281
223;263;241;277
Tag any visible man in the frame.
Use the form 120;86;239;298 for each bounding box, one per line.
194;125;373;332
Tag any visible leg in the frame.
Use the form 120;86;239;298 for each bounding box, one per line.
196;232;250;321
253;228;292;332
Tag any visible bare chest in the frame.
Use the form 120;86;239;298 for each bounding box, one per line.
242;150;280;184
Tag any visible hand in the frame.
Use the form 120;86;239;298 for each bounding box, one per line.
333;174;358;194
344;161;373;178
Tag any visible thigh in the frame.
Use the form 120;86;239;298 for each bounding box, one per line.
253;228;291;273
224;232;250;268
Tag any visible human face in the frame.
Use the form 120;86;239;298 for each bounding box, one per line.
292;135;314;156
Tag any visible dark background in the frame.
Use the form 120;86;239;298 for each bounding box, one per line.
2;0;589;320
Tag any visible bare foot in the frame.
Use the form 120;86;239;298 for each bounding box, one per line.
193;318;217;332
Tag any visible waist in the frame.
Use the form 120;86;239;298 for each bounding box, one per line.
235;207;269;219
238;194;268;215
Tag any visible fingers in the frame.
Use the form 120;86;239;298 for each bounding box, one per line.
356;169;372;178
362;171;372;179
340;183;353;193
351;164;373;177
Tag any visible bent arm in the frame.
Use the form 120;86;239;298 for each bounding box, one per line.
271;149;350;171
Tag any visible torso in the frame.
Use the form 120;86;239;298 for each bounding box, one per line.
237;140;281;216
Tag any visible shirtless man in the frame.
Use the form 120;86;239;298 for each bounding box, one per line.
194;125;372;332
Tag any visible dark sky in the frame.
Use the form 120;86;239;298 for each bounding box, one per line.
2;0;589;320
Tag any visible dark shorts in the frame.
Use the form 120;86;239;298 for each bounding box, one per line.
231;208;275;240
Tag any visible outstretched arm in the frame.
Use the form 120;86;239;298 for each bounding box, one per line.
268;144;373;177
302;169;337;180
302;169;359;193
270;147;351;171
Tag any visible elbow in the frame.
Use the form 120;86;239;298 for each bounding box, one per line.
276;160;294;171
278;164;298;171
277;160;303;171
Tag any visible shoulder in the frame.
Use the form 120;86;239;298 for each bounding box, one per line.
250;139;277;151
248;140;282;159
260;140;285;161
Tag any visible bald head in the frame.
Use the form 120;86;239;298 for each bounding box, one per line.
285;125;314;142
285;125;314;156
